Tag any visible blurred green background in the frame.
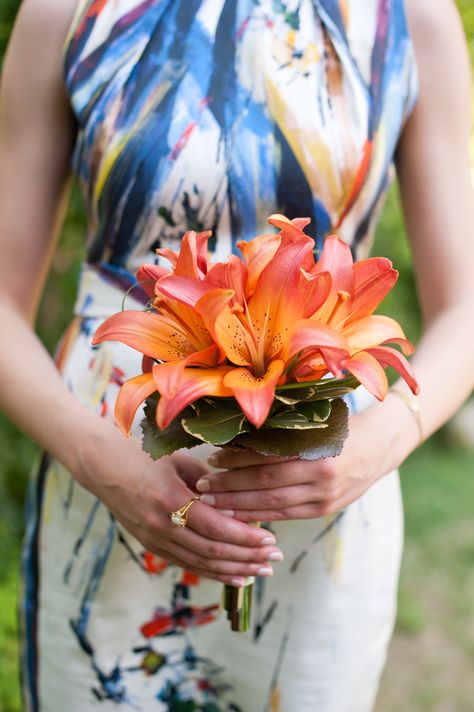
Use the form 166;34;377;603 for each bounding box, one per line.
0;2;473;711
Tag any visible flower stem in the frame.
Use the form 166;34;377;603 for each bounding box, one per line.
222;522;260;632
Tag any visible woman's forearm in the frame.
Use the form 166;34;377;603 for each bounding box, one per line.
359;300;474;477
0;298;106;481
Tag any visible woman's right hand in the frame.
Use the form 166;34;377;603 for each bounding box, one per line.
76;417;282;586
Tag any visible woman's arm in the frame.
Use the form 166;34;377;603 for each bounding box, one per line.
195;0;474;520
0;0;280;579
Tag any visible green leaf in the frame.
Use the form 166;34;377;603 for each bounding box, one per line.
274;388;317;404
231;398;349;460
181;399;250;445
275;375;360;402
140;397;201;460
295;399;332;422
264;409;328;430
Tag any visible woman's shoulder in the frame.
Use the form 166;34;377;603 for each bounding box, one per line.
1;0;81;136
403;0;470;102
404;0;467;54
6;0;79;69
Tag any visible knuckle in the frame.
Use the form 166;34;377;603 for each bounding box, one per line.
261;490;283;508
330;484;343;500
142;510;161;535
207;541;224;559
140;536;159;555
147;489;165;511
317;502;333;517
256;467;274;488
319;460;337;479
205;520;223;540
194;555;212;571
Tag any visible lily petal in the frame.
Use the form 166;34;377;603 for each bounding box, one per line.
312;235;354;323
349;258;398;321
184;343;224;367
195;230;213;275
342;351;388;401
136;264;170;298
237;233;281;296
156;275;210;307
248;237;315;359
286;319;349;360
206;256;246;307
173;230;213;279
299;269;332;318
343;315;413;354
366;346;420;395
115;372;157;435
291;217;312;231
92;310;196;360
267;214;308;240
155;248;178;269
153;362;233;429
223;360;285;428
315;235;353;294
196;289;253;366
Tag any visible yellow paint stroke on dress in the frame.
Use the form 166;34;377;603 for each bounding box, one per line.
94;79;173;204
87;344;113;408
55;318;81;373
340;0;349;28
265;76;340;217
322;515;344;579
41;460;61;526
270;685;281;712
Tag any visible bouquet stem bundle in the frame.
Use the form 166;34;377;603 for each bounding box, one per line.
223;578;255;632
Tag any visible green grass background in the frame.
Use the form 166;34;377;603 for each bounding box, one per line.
0;2;473;710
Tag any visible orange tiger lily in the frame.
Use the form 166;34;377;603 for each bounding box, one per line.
157;223;344;427
93;215;418;435
286;233;420;399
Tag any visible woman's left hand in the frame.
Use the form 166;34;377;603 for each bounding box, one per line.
195;397;416;521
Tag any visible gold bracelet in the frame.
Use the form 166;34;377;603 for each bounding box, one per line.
390;388;424;446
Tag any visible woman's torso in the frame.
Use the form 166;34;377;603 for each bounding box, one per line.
64;0;418;285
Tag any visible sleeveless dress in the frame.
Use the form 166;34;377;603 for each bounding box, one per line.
21;1;418;710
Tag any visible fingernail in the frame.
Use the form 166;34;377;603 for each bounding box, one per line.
261;535;276;546
268;551;283;562
257;566;273;576
218;509;235;517
200;494;216;506
207;454;220;466
230;577;245;587
196;478;210;492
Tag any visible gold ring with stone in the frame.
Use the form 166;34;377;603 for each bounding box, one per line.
169;497;200;528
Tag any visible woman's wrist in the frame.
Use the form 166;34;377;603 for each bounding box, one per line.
47;394;117;494
354;391;421;479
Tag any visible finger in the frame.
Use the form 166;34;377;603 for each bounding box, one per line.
145;548;255;586
197;460;312;493
153;538;276;580
184;500;278;548
170;522;283;564
172;453;212;490
208;447;293;470
232;501;344;522
199;484;317;512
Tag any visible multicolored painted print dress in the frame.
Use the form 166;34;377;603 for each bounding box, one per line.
21;1;418;710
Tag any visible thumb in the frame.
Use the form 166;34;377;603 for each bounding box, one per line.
171;453;212;491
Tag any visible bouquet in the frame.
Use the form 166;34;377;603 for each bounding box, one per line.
92;214;419;631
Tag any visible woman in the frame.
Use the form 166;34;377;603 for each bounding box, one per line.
0;0;473;710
